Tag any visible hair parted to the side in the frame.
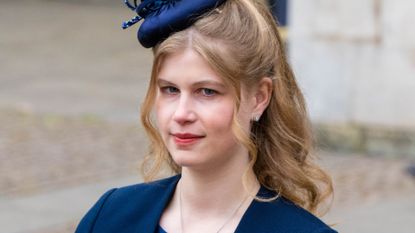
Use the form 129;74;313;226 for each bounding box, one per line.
140;0;333;215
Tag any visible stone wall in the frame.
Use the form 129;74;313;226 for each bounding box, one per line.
289;0;415;156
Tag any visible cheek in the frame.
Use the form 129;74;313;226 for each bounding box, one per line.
199;101;234;134
154;99;172;130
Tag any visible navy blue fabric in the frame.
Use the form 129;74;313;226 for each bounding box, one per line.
123;0;227;48
268;0;288;26
75;175;337;233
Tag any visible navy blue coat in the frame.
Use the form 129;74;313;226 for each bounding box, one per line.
75;175;337;233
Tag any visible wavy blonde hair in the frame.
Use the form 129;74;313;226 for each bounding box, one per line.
140;0;333;214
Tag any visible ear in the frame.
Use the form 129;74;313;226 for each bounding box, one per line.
252;77;273;120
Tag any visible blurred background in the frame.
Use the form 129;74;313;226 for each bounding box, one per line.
0;0;414;232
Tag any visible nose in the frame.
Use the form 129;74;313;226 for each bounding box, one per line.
172;94;196;125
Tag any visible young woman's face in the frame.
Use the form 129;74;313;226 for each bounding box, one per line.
155;49;253;170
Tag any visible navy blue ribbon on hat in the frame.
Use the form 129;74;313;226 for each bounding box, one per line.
122;0;227;48
122;0;179;29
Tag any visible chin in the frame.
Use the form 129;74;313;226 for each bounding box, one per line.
170;151;206;168
171;156;198;168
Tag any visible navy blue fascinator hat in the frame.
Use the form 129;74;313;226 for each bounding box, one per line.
122;0;227;48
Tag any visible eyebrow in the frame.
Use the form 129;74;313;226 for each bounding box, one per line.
157;78;226;89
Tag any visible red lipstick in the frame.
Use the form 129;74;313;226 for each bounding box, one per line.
172;133;204;146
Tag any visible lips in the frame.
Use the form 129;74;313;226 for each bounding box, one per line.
171;133;205;146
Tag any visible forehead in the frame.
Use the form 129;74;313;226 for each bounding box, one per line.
157;49;224;85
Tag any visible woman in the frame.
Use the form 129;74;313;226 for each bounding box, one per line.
76;0;336;232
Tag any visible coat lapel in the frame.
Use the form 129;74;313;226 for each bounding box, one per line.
134;175;181;233
235;186;281;233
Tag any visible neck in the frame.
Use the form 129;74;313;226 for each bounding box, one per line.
178;155;259;212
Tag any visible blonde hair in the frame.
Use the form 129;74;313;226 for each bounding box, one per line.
140;0;333;214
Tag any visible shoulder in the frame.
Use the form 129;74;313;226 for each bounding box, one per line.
270;197;336;233
107;175;180;201
95;175;179;212
75;175;180;233
239;188;337;233
95;176;179;208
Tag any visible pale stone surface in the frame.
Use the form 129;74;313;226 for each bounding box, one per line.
290;0;415;129
290;39;355;124
289;0;316;38
290;0;378;40
382;0;415;49
352;47;415;127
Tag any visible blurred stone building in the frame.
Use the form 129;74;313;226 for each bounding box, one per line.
288;0;415;156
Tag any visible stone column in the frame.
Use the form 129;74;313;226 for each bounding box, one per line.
289;0;415;156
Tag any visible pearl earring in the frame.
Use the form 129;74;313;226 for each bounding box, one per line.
253;115;260;122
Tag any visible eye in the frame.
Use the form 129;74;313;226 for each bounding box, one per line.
199;88;218;97
160;86;179;95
